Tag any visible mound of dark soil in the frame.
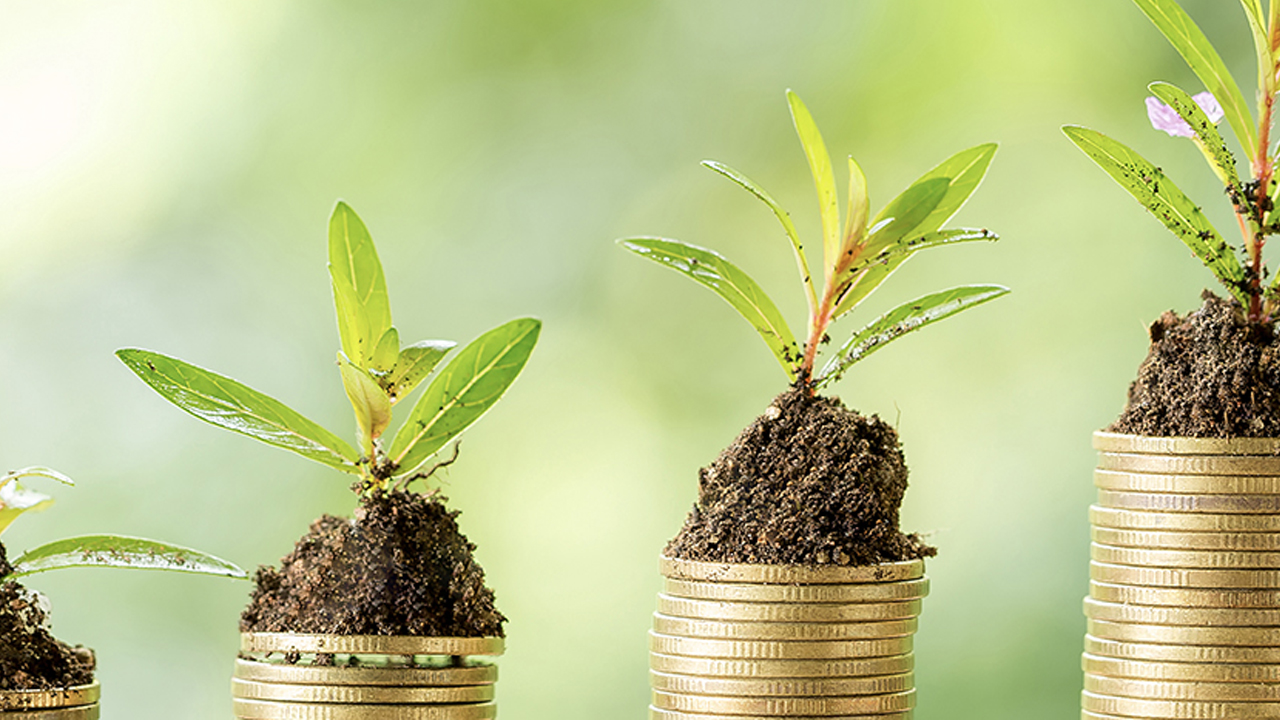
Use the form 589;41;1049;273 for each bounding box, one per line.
241;490;504;638
0;543;95;691
1110;292;1280;438
665;388;936;566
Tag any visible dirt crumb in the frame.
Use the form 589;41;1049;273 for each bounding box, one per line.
240;491;505;637
665;388;935;566
0;542;95;691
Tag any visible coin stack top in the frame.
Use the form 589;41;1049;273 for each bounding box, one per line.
0;682;99;719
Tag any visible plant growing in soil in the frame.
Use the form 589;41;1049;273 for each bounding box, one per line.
1065;0;1280;437
0;466;244;690
620;91;1007;566
119;202;540;638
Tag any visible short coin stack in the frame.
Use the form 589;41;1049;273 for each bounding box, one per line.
234;633;502;719
0;683;99;719
650;555;927;719
1084;431;1280;719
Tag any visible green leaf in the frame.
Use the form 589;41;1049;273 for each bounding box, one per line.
618;238;800;380
5;535;246;581
0;467;73;492
860;178;950;259
1063;125;1248;305
816;285;1010;388
329;202;393;368
786;90;841;279
339;354;392;454
1148;82;1245;196
876;143;998;238
382;340;456;403
1239;0;1270;102
848;228;998;280
0;484;54;537
1132;0;1257;162
701;160;818;311
388;318;541;475
370;327;400;375
840;156;871;258
117;348;360;473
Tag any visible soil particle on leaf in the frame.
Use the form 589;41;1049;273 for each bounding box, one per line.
240;491;505;638
0;542;95;691
1110;292;1280;438
665;388;936;566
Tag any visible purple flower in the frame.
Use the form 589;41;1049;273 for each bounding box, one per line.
1146;91;1224;138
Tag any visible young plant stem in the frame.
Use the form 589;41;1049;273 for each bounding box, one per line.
1248;34;1279;323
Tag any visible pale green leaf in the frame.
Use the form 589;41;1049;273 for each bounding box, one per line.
382;340;456;403
1132;0;1257;161
618;238;800;380
0;483;53;536
1063;125;1248;305
786;90;841;279
875;143;998;238
1149;82;1245;197
847;228;998;282
5;535;246;580
701;160;818;311
817;285;1010;387
329;202;392;368
859;178;950;259
840;156;870;260
370;327;400;375
0;467;73;493
389;318;540;475
339;354;392;453
117;348;360;473
1240;0;1270;103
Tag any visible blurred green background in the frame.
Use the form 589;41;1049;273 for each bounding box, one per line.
0;0;1259;717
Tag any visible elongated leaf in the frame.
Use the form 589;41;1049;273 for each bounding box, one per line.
1149;82;1245;197
370;327;400;375
702;160;817;311
339;354;392;453
787;91;841;279
875;144;998;238
117;349;360;472
1240;0;1270;102
389;318;541;475
1132;0;1257;161
817;285;1010;387
840;156;871;258
1063;125;1249;305
618;238;800;380
382;340;456;403
0;467;73;493
329;202;392;368
5;535;246;580
849;228;998;279
0;483;53;536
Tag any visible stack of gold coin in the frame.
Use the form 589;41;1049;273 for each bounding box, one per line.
1084;431;1280;719
0;682;99;719
651;555;926;719
234;633;502;719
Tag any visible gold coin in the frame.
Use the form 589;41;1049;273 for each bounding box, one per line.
1082;689;1280;717
655;595;921;623
1093;431;1280;456
0;706;98;720
1090;580;1280;608
1097;452;1280;476
1091;543;1280;569
0;683;99;710
1085;597;1280;626
1086;673;1280;700
648;631;912;659
1091;527;1280;551
649;670;912;697
1091;505;1280;532
651;689;915;715
1095;469;1280;494
1087;635;1280;663
659;556;924;584
233;658;497;686
651;614;917;641
1088;618;1280;646
1090;560;1280;588
239;634;504;657
1096;489;1280;514
232;699;497;720
231;679;495;704
663;578;929;603
647;707;912;720
1084;653;1280;683
648;652;913;678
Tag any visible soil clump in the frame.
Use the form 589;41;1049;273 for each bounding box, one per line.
0;542;95;691
1110;292;1280;438
241;490;504;638
665;388;936;566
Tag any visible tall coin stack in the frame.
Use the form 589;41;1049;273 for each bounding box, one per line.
650;556;927;719
1084;431;1280;719
233;633;502;720
0;682;99;719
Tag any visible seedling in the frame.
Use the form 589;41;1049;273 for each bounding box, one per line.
620;91;1007;390
117;202;540;496
1065;0;1280;323
0;466;243;582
